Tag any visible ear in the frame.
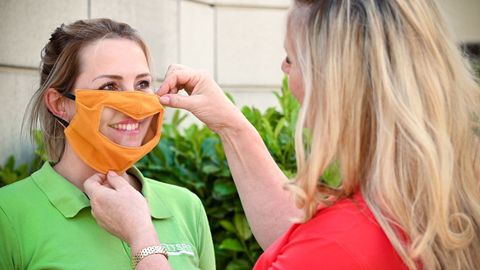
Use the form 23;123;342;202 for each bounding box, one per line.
44;88;69;120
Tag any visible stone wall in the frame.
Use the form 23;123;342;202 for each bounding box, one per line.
0;0;478;164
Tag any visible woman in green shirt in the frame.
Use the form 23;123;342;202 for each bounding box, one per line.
0;18;215;270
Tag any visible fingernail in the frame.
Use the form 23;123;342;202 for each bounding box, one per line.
159;96;170;104
107;171;117;176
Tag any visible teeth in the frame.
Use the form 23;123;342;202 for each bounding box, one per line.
111;122;139;131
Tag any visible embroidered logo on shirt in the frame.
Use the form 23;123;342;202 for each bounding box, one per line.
162;243;195;256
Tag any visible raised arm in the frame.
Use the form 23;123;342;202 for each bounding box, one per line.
157;65;302;248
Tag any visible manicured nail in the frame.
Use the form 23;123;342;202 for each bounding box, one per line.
159;96;170;104
107;171;117;176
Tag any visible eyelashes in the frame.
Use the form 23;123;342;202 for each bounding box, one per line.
98;80;152;91
99;82;117;91
285;56;291;65
137;80;151;90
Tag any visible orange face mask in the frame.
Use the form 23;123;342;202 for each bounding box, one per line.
62;89;164;174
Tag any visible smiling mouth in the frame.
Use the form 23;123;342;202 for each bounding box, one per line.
109;122;140;132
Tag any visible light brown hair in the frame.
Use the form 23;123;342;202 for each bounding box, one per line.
25;18;150;161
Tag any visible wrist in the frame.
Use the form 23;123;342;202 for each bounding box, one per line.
128;223;160;255
217;113;254;140
132;245;168;269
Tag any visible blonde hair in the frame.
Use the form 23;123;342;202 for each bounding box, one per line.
288;0;480;269
25;18;151;161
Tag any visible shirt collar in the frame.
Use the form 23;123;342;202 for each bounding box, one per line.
127;167;172;220
32;162;90;218
33;162;172;220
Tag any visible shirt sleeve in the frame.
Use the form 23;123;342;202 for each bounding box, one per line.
193;196;216;270
262;236;365;270
0;205;21;270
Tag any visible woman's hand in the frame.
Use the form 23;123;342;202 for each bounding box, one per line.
156;64;249;135
83;171;156;246
84;173;171;270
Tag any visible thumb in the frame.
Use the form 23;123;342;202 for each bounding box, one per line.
159;94;197;110
106;171;129;190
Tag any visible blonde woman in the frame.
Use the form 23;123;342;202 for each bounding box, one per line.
85;0;480;269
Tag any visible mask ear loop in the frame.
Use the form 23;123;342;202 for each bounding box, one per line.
52;115;70;128
48;93;76;128
63;93;76;100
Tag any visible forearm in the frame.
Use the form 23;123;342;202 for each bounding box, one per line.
218;118;301;249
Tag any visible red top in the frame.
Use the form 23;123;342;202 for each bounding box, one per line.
253;192;408;270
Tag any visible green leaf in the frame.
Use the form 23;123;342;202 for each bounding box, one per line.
224;91;236;105
274;118;287;138
219;220;236;233
5;156;15;170
219;238;244;252
202;164;220;174
201;137;219;158
226;259;251;270
171;109;188;126
234;214;252;240
16;164;29;178
213;180;237;197
0;170;17;184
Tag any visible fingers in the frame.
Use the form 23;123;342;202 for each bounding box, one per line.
106;171;130;190
159;93;198;110
156;64;186;96
157;69;201;97
164;64;190;80
84;173;105;197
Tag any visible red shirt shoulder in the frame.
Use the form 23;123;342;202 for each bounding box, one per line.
254;193;408;270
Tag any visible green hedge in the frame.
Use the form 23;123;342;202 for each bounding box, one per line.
0;131;46;188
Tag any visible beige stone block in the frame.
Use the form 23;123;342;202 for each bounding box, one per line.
224;87;280;111
216;6;288;86
187;0;290;8
91;0;179;79
180;1;215;72
0;68;39;164
439;0;480;43
213;0;289;8
0;0;88;68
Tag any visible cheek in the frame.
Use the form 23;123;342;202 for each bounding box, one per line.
141;116;153;131
64;102;76;120
99;107;116;129
288;72;305;103
281;60;290;74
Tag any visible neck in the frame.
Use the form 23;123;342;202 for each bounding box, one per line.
53;143;141;192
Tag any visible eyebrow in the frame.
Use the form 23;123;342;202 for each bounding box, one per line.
92;73;152;82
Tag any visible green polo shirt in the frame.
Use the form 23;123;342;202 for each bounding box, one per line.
0;162;215;270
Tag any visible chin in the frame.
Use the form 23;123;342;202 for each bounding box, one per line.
104;129;147;147
117;139;143;147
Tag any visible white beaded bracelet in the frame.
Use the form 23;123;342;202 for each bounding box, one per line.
132;245;169;269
